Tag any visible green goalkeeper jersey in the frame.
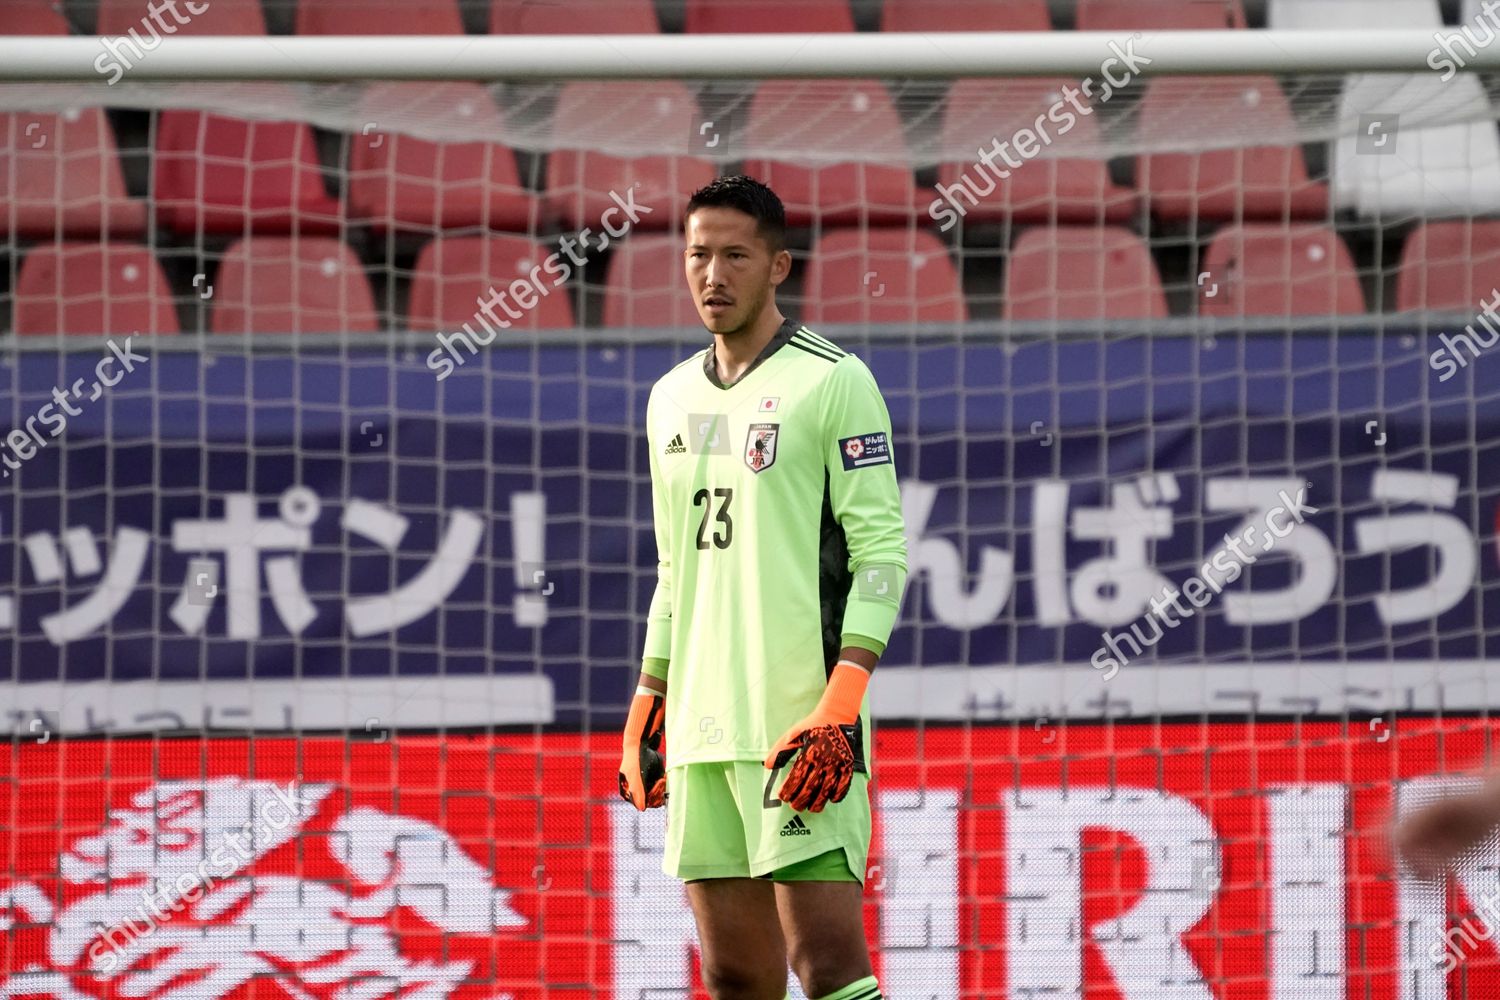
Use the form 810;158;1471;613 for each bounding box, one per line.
641;318;908;768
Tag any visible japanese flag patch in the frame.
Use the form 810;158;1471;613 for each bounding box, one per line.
839;432;891;470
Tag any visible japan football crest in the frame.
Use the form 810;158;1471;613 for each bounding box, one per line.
745;422;779;473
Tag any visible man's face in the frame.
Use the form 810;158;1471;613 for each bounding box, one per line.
684;206;789;336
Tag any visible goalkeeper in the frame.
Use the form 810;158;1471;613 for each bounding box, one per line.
618;176;906;1000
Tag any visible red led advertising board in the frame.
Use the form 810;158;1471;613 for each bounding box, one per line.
0;722;1493;999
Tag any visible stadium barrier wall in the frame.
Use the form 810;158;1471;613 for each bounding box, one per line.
0;324;1495;733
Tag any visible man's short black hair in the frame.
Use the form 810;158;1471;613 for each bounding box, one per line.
683;175;787;254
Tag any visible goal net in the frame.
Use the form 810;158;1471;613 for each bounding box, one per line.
5;13;1500;1000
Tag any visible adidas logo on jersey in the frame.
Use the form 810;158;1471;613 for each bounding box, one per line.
664;433;686;455
780;815;811;837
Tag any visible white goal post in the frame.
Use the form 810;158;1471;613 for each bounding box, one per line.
0;28;1498;81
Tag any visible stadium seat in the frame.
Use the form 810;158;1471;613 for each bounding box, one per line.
295;0;463;34
685;0;853;32
1137;77;1328;221
1004;227;1167;321
1076;0;1246;29
936;78;1134;226
741;80;923;227
545;81;715;232
408;236;576;332
349;82;534;234
803;228;967;325
212;237;378;334
97;0;266;34
1198;223;1365;317
882;0;1049;31
153;107;342;235
1269;0;1430;28
1395;220;1500;311
603;235;699;329
0;0;69;33
1272;0;1500;217
13;244;178;336
1332;74;1500;217
0;109;147;238
491;0;659;33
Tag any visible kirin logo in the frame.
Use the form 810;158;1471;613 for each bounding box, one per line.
0;778;526;1000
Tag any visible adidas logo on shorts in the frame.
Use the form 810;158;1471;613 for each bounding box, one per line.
664;433;687;455
780;815;811;837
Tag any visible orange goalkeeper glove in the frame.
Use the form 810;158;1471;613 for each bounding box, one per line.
764;661;870;813
618;688;667;811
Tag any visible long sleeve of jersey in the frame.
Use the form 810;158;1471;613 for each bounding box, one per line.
641;395;673;678
821;356;908;651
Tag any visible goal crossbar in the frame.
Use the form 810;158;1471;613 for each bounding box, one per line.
0;29;1495;82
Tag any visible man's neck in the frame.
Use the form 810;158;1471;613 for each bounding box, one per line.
714;308;785;386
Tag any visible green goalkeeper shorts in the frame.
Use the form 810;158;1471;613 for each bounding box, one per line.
662;759;871;883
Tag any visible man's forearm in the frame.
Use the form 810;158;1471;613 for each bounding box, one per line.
837;646;878;674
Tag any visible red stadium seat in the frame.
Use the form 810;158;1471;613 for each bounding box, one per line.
1396;220;1500;311
491;0;659;33
97;0;266;34
349;82;534;234
603;235;699;329
937;78;1134;226
1137;77;1327;222
1004;227;1167;321
296;0;463;34
685;0;853;32
212;237;378;334
882;0;1049;31
545;81;715;232
1198;224;1365;317
1076;0;1245;29
0;0;69;33
408;236;576;332
804;228;967;325
153;108;342;235
14;244;178;336
0;109;146;238
741;80;923;227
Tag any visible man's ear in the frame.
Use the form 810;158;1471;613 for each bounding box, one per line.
770;248;793;286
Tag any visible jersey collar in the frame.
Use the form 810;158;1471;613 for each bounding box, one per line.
703;317;798;390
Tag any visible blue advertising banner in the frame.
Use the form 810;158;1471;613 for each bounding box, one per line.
0;326;1495;731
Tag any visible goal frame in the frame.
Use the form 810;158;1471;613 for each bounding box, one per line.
0;29;1496;82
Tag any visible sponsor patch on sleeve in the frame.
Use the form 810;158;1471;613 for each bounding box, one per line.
838;432;892;470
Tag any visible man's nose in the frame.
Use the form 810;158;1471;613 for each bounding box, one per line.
703;257;728;287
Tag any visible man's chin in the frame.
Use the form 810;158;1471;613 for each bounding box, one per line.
699;312;741;335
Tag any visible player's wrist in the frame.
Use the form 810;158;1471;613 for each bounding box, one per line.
622;688;664;749
640;656;670;682
813;661;870;726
